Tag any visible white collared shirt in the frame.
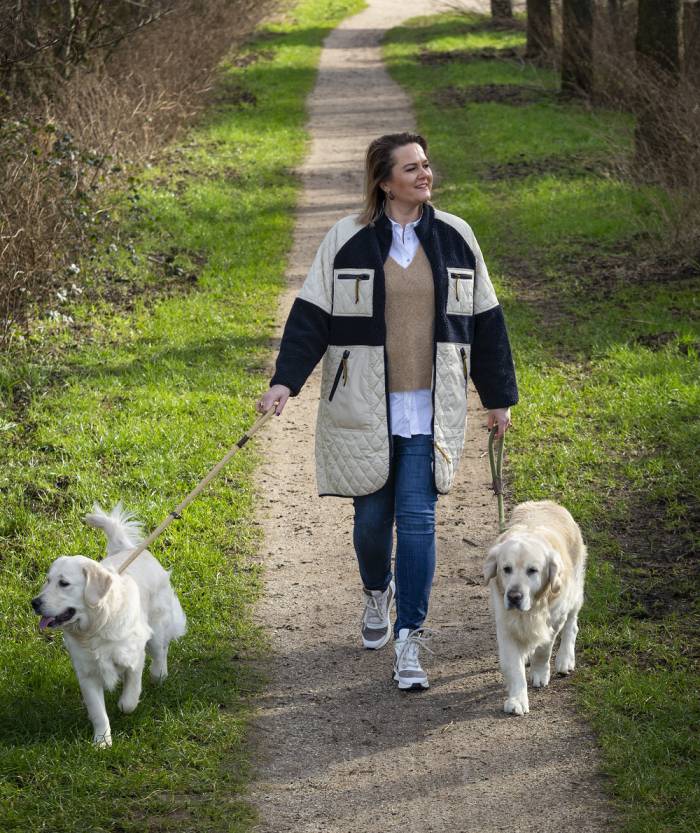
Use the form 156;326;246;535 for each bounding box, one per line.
388;211;421;268
385;211;433;438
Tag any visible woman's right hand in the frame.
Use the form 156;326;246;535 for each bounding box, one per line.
257;384;291;416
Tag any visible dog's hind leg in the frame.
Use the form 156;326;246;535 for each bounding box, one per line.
555;606;580;675
118;654;145;714
78;676;112;747
147;635;169;682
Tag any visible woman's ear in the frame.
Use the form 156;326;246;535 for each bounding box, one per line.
83;561;114;608
546;549;564;594
483;546;499;585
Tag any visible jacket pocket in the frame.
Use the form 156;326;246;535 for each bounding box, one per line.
321;345;378;431
332;269;374;317
446;267;475;316
328;349;350;402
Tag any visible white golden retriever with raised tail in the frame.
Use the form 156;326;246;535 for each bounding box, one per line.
32;503;187;747
483;500;586;716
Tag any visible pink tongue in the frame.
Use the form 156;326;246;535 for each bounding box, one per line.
39;616;53;630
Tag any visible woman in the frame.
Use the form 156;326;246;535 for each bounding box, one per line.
257;132;517;690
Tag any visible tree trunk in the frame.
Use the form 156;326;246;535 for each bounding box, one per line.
607;0;625;38
683;0;700;81
526;0;554;61
636;0;681;79
561;0;595;98
55;0;77;76
491;0;513;18
634;0;682;173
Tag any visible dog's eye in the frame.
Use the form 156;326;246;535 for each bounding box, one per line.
503;566;512;574
58;580;70;587
526;568;538;576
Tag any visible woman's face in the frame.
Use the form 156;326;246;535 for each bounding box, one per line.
382;143;433;208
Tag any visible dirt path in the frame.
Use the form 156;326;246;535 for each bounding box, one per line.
248;1;613;830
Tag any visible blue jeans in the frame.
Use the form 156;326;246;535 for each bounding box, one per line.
352;434;437;638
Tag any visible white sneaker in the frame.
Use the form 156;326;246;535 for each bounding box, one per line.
361;580;395;649
393;627;433;690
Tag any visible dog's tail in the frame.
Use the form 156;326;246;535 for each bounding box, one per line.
84;502;144;556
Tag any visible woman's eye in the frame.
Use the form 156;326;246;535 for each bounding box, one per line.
58;580;70;587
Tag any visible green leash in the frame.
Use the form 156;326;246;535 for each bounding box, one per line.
488;425;506;533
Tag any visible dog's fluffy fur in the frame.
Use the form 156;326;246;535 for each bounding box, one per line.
483;500;586;715
32;503;187;746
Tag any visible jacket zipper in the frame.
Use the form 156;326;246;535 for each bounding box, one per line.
336;274;370;304
460;346;469;383
328;349;350;401
450;273;473;302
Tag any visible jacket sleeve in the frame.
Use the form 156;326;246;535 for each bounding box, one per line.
466;228;519;410
269;226;335;397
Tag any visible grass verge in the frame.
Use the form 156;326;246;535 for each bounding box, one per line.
0;0;364;830
384;12;699;833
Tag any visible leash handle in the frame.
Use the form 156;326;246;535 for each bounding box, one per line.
488;425;506;533
116;406;277;574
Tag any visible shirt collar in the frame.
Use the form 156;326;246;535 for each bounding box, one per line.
385;207;423;231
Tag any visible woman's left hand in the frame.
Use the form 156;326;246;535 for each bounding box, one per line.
487;407;512;439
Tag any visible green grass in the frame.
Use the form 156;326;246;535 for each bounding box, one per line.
0;0;364;830
384;12;699;833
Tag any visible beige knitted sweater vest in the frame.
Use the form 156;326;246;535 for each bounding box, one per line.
384;244;435;393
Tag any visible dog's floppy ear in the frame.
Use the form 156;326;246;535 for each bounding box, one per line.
83;561;114;607
483;546;500;585
546;549;564;595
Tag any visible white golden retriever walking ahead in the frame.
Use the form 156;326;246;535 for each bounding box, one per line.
483;500;587;716
32;503;187;747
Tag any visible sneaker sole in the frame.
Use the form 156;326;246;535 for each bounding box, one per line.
363;630;392;650
393;671;429;690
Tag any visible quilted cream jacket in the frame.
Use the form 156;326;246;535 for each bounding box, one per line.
270;204;518;497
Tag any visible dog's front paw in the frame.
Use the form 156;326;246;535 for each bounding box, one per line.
530;666;551;688
504;695;529;715
555;651;576;675
93;730;112;748
118;692;139;714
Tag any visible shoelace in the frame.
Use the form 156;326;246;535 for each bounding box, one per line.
361;589;389;628
396;627;435;669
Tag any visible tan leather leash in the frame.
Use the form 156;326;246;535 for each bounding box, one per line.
488;425;506;533
116;406;276;575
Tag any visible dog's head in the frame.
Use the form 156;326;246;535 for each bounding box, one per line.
483;532;563;612
31;555;115;632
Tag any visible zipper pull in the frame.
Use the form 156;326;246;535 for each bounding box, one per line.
460;346;468;380
434;441;451;464
455;277;460;301
355;277;360;304
342;349;350;385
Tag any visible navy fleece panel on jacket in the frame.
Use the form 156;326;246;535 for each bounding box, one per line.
470;305;518;409
270;297;330;396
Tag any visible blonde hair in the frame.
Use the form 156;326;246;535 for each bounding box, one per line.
359;132;429;226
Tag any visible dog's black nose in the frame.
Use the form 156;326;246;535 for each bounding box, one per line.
31;597;42;613
507;591;523;607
